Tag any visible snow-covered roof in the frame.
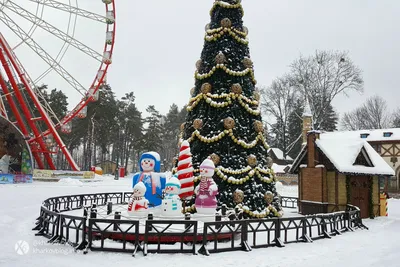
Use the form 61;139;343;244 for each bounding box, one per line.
268;148;293;161
315;138;394;176
272;163;288;174
321;128;400;142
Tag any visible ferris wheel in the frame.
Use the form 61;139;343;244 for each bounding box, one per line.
0;0;116;171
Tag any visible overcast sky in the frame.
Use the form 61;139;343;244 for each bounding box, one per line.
112;0;400;119
3;0;400;122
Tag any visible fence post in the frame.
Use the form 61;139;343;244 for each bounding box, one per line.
113;212;121;231
107;202;113;215
147;213;153;232
75;213;88;252
240;221;251;252
320;215;332;239
215;213;222;230
300;217;312;242
274;218;284;247
90;209;97;219
197;222;210;256
184;213;191;230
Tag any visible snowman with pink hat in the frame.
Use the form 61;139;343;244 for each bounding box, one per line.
194;157;219;215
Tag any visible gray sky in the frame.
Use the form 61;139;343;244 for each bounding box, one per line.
3;0;400;122
112;0;400;119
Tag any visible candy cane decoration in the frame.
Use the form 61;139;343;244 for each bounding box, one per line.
177;140;194;199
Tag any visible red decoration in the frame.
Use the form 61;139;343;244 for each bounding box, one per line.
177;140;195;200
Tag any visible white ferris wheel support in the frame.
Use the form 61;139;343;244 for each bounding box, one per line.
0;0;116;170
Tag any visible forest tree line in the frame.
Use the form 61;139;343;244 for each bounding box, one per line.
5;50;399;172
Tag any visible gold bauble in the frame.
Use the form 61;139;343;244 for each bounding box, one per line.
243;26;249;35
215;52;226;64
201;83;212;94
221;18;232;28
266;157;274;168
231;83;243;94
242;57;253;68
233;189;244;204
180;122;185;131
190;87;195;96
196;59;202;70
210;153;220;165
264;191;274;205
193;119;203;130
253;90;260;101
254;120;264;133
247;154;257;167
223;117;235;130
205;23;211;31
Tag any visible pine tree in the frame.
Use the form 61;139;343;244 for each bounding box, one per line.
315;102;338;131
181;0;282;218
143;105;163;153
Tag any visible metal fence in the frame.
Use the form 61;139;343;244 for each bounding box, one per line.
33;192;367;256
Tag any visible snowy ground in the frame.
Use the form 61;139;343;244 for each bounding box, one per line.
1;175;399;267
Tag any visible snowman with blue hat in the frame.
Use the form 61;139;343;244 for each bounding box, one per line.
160;175;182;217
132;152;166;208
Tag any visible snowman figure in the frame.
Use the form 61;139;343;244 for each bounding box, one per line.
127;182;149;216
132;152;166;208
194;157;218;215
160;176;182;217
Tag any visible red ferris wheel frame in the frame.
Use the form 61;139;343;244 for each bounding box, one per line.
0;1;117;171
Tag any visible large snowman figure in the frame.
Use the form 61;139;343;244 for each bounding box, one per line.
194;157;218;215
132;152;166;208
160;176;182;217
127;182;149;216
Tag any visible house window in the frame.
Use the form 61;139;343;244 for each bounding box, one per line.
360;133;369;139
372;144;381;154
383;132;393;137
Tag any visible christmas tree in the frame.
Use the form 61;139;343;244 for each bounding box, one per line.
180;0;282;218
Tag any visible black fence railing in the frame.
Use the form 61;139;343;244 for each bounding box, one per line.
33;192;368;256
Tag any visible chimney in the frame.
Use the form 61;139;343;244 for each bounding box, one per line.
307;131;320;168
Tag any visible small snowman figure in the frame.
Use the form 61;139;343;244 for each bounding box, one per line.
194;157;218;215
127;182;149;216
161;176;182;217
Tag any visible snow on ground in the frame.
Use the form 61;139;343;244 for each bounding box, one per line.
0;176;399;267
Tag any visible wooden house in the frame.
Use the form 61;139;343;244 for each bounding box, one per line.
290;131;394;218
321;129;400;192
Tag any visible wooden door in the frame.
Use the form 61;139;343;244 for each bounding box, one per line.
350;176;370;218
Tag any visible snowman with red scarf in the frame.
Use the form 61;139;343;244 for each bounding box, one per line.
127;182;149;216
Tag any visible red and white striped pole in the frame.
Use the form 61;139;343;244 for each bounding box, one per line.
177;140;194;200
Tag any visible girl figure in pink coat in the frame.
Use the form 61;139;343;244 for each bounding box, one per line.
194;157;218;214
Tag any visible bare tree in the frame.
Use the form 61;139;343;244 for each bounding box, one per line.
393;108;400;128
341;95;392;130
260;75;299;156
290;50;364;129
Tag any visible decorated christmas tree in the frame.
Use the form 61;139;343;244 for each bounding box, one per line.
180;0;282;218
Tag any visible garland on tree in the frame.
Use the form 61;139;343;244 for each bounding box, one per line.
180;0;283;218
